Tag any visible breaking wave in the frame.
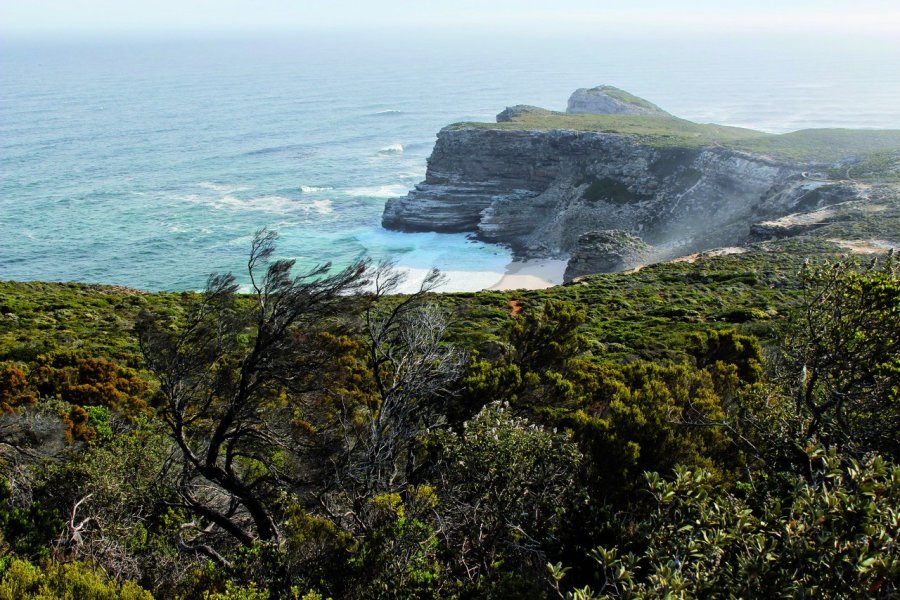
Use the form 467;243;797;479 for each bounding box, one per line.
378;144;404;154
342;184;410;198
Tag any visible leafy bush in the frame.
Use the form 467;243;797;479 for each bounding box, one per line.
432;402;582;591
564;448;900;599
778;254;900;458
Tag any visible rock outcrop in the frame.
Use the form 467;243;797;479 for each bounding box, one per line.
496;105;551;122
566;85;668;116
564;230;651;281
749;207;841;240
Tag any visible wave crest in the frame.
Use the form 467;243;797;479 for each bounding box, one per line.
343;184;409;198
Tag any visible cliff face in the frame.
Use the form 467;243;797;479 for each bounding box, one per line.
382;126;857;261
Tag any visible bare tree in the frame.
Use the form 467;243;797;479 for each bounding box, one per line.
0;406;69;471
321;263;467;534
137;229;370;557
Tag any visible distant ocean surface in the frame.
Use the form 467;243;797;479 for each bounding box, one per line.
2;31;899;291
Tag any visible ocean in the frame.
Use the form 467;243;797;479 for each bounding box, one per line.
2;30;899;292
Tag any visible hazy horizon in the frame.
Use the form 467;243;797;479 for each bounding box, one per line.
2;0;899;39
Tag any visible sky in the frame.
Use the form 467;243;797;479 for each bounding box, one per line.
2;0;900;38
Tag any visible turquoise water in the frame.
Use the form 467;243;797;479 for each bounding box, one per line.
2;31;899;291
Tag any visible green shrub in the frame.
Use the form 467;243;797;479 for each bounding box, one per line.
0;556;152;600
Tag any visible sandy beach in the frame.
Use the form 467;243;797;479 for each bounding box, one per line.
487;258;568;291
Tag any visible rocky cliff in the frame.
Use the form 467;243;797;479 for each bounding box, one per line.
382;88;899;276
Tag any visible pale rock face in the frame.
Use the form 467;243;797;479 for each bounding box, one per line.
564;230;651;281
381;114;866;278
382;126;855;261
565;86;668;116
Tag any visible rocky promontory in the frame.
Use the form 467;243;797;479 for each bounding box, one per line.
382;87;900;278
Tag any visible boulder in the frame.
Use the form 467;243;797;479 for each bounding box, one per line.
566;85;668;116
564;230;651;281
496;105;552;123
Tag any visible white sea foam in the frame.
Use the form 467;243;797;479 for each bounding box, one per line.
343;184;409;198
179;192;332;216
241;196;334;215
301;199;333;214
378;143;404;154
216;194;294;213
299;185;334;193
197;181;248;193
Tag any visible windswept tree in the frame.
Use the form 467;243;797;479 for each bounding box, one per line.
137;229;370;559
137;229;466;574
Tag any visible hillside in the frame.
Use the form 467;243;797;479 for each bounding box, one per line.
1;224;898;598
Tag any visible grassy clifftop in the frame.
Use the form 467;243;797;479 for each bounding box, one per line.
452;111;900;164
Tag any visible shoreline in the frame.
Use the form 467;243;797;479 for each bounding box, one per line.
486;258;568;291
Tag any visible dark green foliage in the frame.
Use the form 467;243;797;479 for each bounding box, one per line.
31;423;184;592
581;177;643;205
343;491;443;599
431;403;582;591
687;329;762;384
780;253;900;458
0;480;62;561
455;299;589;422
135;229;371;560
565;360;736;501
506;299;588;373
565;449;900;599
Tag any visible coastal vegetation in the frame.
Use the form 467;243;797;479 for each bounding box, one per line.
1;227;898;598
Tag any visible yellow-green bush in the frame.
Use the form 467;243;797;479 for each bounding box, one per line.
0;557;152;600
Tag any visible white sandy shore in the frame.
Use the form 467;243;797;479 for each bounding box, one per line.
486;258;568;291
